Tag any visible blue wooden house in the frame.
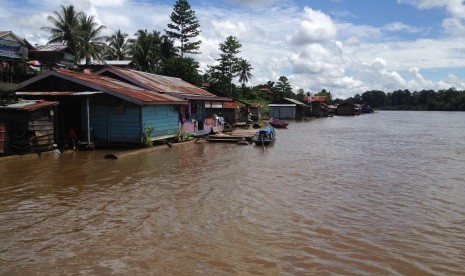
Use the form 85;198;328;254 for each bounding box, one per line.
96;66;232;134
15;69;187;148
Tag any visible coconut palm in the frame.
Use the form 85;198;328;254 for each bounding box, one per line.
131;30;163;73
105;29;131;60
159;35;178;61
236;58;253;84
75;15;107;65
235;58;253;96
41;5;82;52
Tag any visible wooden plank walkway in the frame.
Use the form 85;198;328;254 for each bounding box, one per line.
207;128;257;143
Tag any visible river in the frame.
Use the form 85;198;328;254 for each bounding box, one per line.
1;111;464;275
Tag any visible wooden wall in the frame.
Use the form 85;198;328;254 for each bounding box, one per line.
142;105;179;140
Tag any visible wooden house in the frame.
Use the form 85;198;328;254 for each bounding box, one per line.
268;98;310;119
0;100;57;155
15;69;186;148
28;44;76;69
96;66;232;134
336;102;357;116
304;96;328;117
248;103;261;121
0;31;34;90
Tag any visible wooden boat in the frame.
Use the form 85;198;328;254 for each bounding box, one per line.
252;125;276;146
268;118;288;128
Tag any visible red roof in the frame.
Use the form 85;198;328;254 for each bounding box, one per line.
96;66;231;101
17;69;187;106
304;96;326;103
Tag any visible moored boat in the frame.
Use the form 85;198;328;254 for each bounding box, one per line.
252;125;276;146
268;118;288;128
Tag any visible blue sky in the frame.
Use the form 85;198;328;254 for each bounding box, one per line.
1;0;465;98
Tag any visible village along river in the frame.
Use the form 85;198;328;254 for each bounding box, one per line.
1;111;464;275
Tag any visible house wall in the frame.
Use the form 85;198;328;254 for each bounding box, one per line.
141;105;179;140
0;107;55;154
90;102;141;143
269;106;296;119
337;105;355;116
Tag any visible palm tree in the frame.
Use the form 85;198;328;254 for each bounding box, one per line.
235;58;253;96
76;15;107;65
41;5;82;52
105;29;131;60
159;35;178;61
131;30;162;73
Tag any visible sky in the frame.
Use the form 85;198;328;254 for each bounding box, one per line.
1;0;465;99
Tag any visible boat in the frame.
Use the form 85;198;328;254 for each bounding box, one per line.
268;118;288;128
252;125;276;146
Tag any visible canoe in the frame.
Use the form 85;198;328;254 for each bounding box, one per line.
268;118;288;128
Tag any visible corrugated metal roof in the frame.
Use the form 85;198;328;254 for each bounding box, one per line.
284;97;308;106
97;66;231;101
104;60;132;65
304;96;326;103
0;100;58;111
32;44;69;52
16;91;103;96
17;69;187;106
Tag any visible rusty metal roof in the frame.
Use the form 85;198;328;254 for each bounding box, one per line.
96;66;232;101
17;69;187;106
0;100;58;111
304;96;326;103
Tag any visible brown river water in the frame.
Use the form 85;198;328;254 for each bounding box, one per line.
1;111;465;275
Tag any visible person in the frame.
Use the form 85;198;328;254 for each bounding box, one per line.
68;128;77;150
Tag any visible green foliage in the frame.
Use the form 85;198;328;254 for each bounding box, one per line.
143;125;155;147
208;36;242;96
334;87;465;111
41;5;83;55
161;57;202;86
130;30;181;74
273;76;292;100
76;14;107;65
175;126;189;141
105;29;131;60
42;5;107;64
165;0;201;58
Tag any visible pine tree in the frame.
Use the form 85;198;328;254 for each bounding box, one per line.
208;36;242;96
165;0;201;58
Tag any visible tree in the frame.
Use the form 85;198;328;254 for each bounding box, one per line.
161;57;202;86
105;29;131;60
208;36;242;96
296;88;305;102
41;5;82;54
75;15;107;65
235;58;253;97
131;30;163;73
274;76;292;100
165;0;201;58
159;35;178;61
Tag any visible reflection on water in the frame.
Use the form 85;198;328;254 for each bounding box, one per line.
1;111;465;275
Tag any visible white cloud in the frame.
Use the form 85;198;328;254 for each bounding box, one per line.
288;7;337;45
399;0;465;35
2;0;465;98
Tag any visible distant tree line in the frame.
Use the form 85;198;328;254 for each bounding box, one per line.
334;88;465;111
